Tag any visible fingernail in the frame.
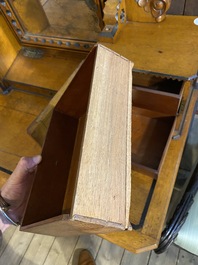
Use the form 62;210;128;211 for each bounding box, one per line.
32;155;42;165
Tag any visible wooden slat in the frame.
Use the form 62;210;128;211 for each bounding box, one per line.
95;239;124;265
121;249;150;264
0;90;49;171
5;49;86;93
178;249;198;265
1;226;198;264
0;228;34;264
142;89;198;241
20;234;55;265
13;0;49;33
184;0;198;15
43;236;79;265
0;226;16;256
130;171;153;225
149;245;180;264
72;45;133;230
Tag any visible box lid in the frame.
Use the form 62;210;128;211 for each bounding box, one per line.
71;45;133;230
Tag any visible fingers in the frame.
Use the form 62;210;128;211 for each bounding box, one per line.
6;155;42;184
0;155;42;206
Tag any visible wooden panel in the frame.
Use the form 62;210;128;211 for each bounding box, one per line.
13;0;49;33
129;171;153;225
21;215;122;237
27;62;85;146
0;90;49;171
0;105;41;162
184;0;198;15
133;87;181;116
125;0;156;23
132;107;175;178
72;45;133;230
101;16;198;79
142;89;198;240
0;14;20;78
5;49;86;93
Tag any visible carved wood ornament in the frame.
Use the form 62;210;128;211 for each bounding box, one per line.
135;0;172;22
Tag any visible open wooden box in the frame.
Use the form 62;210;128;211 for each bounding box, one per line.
132;73;184;178
21;44;133;236
21;45;185;237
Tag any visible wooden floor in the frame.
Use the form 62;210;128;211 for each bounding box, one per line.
0;226;198;265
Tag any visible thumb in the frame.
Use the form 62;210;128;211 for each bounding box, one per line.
10;155;42;182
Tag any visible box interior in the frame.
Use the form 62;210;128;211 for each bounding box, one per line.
132;73;184;178
22;48;97;226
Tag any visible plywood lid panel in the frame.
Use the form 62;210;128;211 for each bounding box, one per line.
72;45;133;230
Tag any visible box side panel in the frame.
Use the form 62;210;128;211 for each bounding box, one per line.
21;215;121;237
72;45;133;229
22;111;78;226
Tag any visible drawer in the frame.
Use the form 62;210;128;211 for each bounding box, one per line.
21;44;133;236
132;73;186;178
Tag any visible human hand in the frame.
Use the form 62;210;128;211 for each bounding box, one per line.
0;155;42;225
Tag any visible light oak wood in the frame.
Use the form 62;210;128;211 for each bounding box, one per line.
72;45;133;230
5;49;86;95
100;16;198;79
13;0;49;33
0;14;20;79
0;90;49;171
100;89;198;253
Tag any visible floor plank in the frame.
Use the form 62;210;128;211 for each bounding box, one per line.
177;248;198;265
121;249;151;265
0;226;16;257
148;245;179;265
95;239;124;265
0;228;34;265
20;234;55;265
43;236;79;265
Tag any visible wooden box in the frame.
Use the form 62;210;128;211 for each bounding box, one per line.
21;45;185;237
131;73;185;178
21;44;133;236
